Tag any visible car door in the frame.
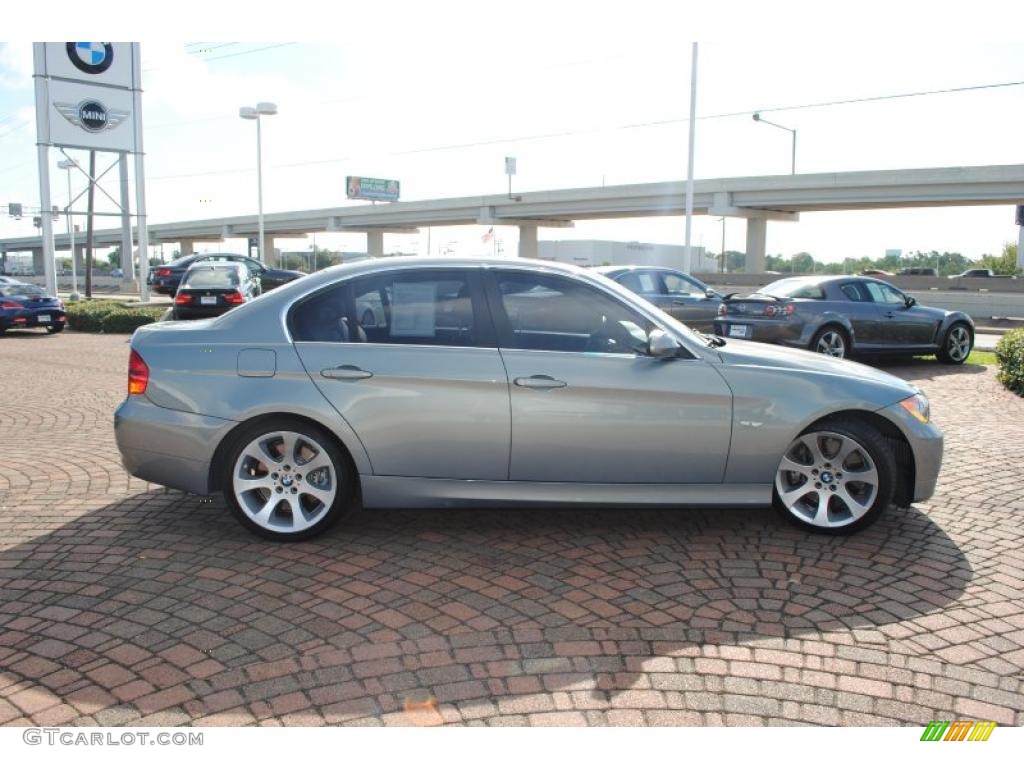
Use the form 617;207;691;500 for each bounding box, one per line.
290;268;511;480
658;271;719;329
836;281;884;347
865;281;936;346
486;268;733;484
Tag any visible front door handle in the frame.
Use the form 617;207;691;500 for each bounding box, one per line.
321;364;373;380
514;375;567;390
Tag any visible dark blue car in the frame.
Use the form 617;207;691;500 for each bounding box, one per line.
0;283;66;334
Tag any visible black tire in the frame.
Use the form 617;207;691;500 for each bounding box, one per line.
46;323;65;334
936;322;972;365
773;417;896;535
221;417;353;541
810;325;850;359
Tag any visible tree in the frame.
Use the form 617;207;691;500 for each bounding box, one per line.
106;248;121;268
977;242;1019;275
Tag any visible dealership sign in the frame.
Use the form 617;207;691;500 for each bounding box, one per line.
34;42;140;152
346;176;400;202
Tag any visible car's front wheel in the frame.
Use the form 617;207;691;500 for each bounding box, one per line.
936;322;972;365
223;418;352;541
773;419;895;534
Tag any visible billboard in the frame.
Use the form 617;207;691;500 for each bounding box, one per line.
346;176;400;202
34;42;140;153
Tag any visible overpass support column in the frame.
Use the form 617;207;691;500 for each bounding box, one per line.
179;239;194;256
263;235;278;267
744;218;767;273
518;224;538;260
367;231;384;258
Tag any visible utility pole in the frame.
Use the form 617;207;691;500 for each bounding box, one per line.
683;42;698;273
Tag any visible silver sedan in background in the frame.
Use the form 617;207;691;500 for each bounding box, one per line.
115;257;942;541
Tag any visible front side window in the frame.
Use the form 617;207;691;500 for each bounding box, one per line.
661;272;703;296
494;271;653;354
865;282;905;305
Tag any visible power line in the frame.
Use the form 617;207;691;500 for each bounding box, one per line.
204;43;294;62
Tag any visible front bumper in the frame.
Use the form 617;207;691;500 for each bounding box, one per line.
115;396;235;494
879;401;944;503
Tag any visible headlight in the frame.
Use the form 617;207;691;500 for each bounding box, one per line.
899;392;930;424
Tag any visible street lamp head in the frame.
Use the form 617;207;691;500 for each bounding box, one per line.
57;159;76;170
752;112;761;122
239;106;258;120
256;102;278;116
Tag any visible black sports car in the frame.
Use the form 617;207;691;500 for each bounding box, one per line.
713;275;974;363
149;253;304;296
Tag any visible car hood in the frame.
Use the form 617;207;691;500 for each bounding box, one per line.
713;339;915;396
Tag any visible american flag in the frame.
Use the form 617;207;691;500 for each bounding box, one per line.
481;227;494;243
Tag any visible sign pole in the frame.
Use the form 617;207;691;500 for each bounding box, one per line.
132;44;149;302
37;144;57;295
683;42;698;275
119;152;133;286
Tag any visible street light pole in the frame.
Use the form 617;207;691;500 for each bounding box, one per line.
240;102;278;264
752;112;797;174
56;159;81;300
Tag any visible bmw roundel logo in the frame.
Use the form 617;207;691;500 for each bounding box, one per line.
66;42;114;74
78;100;109;132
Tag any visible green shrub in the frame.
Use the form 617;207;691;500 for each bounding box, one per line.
65;300;125;332
995;328;1024;396
99;308;166;334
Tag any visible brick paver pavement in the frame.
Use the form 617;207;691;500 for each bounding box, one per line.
1;331;1022;727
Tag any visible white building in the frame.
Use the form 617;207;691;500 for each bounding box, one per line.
538;240;716;273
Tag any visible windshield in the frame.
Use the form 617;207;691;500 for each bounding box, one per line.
757;278;826;299
182;268;240;289
0;284;46;298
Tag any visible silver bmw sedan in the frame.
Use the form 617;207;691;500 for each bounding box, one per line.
114;256;943;541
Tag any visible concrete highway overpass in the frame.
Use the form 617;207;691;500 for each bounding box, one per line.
3;163;1023;275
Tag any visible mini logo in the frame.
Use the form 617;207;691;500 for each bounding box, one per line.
66;42;114;74
54;100;130;133
920;720;997;742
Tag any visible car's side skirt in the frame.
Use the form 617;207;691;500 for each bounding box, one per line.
360;476;772;509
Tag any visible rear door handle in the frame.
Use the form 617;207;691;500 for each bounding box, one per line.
883;312;896;318
321;364;373;380
514;375;567;390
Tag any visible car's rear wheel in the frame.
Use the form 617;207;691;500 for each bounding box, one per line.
811;326;849;358
223;418;352;541
936;322;972;365
773;419;895;534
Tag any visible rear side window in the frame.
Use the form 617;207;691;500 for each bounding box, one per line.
618;272;658;294
839;282;869;302
290;269;484;347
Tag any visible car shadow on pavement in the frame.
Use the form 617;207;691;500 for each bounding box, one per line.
0;491;972;725
869;357;990;379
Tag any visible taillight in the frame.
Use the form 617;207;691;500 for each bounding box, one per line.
156;268;172;277
175;293;193;305
224;291;244;304
765;303;796;317
717;303;727;316
128;349;149;395
1;301;23;309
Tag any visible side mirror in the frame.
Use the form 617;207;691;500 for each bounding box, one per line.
705;287;718;299
648;329;682;359
905;295;917;307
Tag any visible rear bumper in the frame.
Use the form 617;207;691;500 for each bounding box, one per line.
1;310;66;330
115;396;235;494
713;318;806;347
172;305;231;320
879;402;944;503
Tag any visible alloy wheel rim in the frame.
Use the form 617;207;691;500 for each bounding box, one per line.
232;430;336;533
816;331;846;358
948;326;970;362
775;430;879;528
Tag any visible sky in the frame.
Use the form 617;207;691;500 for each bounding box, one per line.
1;5;1022;263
